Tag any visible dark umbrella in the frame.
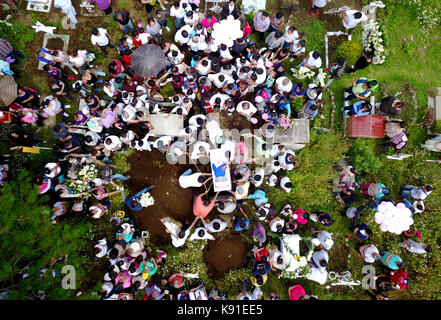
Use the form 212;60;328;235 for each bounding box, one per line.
0;75;18;106
131;44;169;78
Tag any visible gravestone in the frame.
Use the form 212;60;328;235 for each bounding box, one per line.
26;0;52;13
148;114;184;136
38;33;70;70
273;119;310;145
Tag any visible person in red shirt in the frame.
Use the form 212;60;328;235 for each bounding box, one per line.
193;190;220;218
123;49;132;66
254;246;269;262
243;23;252;39
389;269;409;290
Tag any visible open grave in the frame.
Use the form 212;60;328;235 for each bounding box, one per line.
38;33;70;70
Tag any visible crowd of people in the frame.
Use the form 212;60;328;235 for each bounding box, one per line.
0;0;435;300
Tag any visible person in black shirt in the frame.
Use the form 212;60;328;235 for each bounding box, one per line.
15;87;40;108
113;11;136;36
347;50;374;73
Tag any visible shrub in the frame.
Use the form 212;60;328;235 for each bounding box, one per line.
335;40;363;67
349;139;382;174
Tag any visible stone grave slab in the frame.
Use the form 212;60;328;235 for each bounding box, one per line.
149;114;184;137
38;33;70;70
27;0;52;13
436;96;441;121
273;119;310;145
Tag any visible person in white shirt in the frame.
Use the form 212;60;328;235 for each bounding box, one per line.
195;58;211;75
189;36;202;52
267;173;279;187
236;101;257;118
269;216;285;233
312;249;329;274
342;10;368;32
254;67;267;85
202;218;228;233
270;159;281;173
219;44;233;62
189;227;215;241
179;126;198;143
299;51;322;69
170;1;186;29
283;26;299;47
275;76;293;94
153;135;172;151
44;162;61;178
205;115;224;146
91;28;115;56
220;138;236;161
189;114;206;127
184;10;199;26
279;176;292;193
268;249;286;270
209;93;229;110
170;216;200;248
308;0;331;16
104;135;122;152
358;244;380;263
85;130;102;146
175;24;193;45
120;130;136;145
251;168;265;187
217;199;236;214
208;73;234;89
190;141;211;160
290;39;306;58
313;229;334;251
179;168;212;188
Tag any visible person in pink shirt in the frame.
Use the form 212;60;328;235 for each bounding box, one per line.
193;190;220;218
234;140;249;164
293;209;309;224
201;14;218;30
288;284;305;300
115;270;132;288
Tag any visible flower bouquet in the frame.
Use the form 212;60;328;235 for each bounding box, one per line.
313;68;328;87
362;19;386;65
290;66;316;80
277;114;295;131
68;164;98;194
139;192;155;208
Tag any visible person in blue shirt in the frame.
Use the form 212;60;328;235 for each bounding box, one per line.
353;223;373;241
301;100;318;119
343;100;372;117
290;83;306;98
252;259;271;277
233;206;249;231
248;189;268;206
275;95;292;116
123;185;155;211
0;59;14;75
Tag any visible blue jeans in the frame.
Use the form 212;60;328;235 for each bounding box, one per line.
122;20;135;34
401;186;417;198
182;168;193;177
111;174;127;181
298;59;306;67
174;17;183;29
